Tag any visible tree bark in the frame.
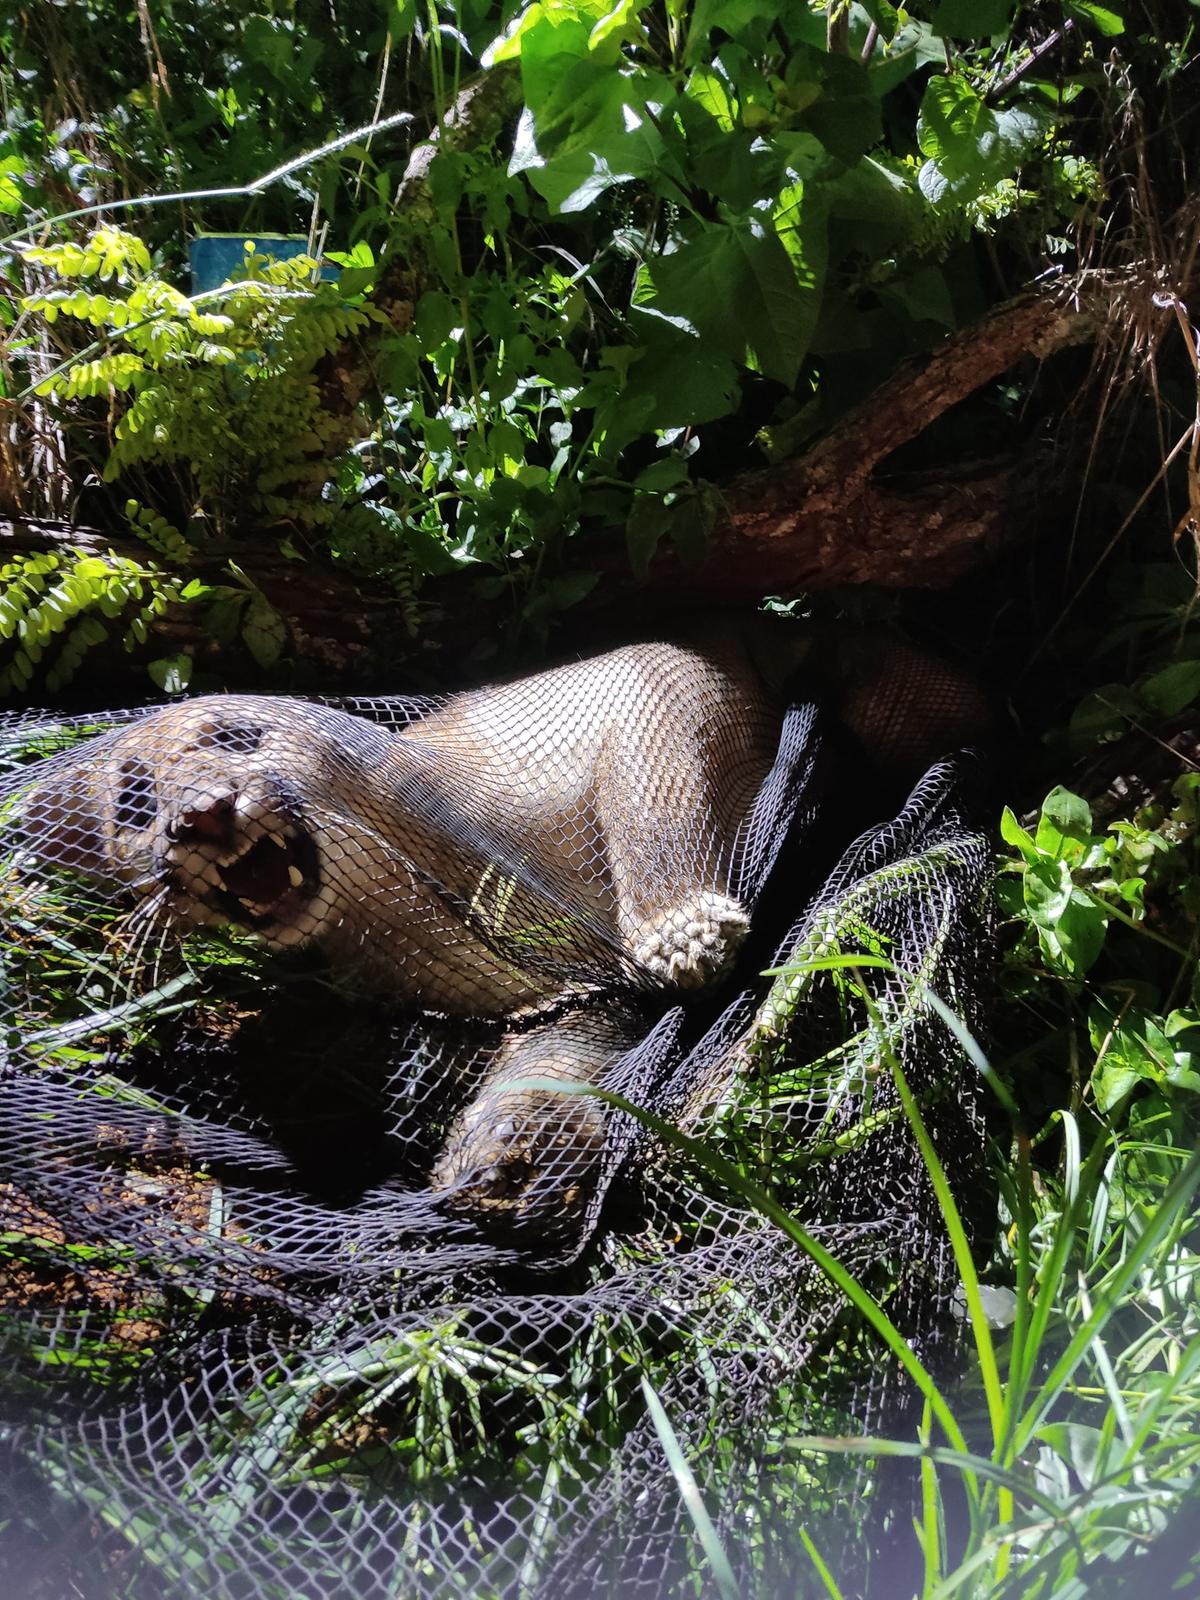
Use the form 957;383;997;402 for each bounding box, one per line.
0;283;1095;681
591;288;1089;609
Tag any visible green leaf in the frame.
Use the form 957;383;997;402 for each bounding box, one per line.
241;15;293;79
1092;1058;1143;1112
1034;787;1095;865
633;458;691;493
240;596;287;668
666;485;721;566
1067;685;1138;748
1035;1422;1105;1489
521;569;599;621
624;482;721;582
385;0;416;42
636;218;819;385
415;291;458;350
675;97;806;211
610;339;740;440
0;155;26;215
685;66;737;132
488;418;527;462
549;86;680;211
826;156;926;243
589;0;640;50
335;265;377;298
803;54;883;166
930;0;1014;38
1065;1;1124;35
1024;852;1108;976
626;494;667;581
917;74;1048;203
878;265;955;328
1087;1005;1182;1110
684;0;795;62
484;0;614;66
999;805;1038;861
506;14;681;213
867;20;946;96
1140;659;1200;717
772;180;829;350
325;241;374;270
147;654;193;694
404;522;470;578
1024;856;1073;927
1050;891;1108;975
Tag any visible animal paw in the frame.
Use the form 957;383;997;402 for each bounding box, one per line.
433;1089;606;1241
631;892;749;989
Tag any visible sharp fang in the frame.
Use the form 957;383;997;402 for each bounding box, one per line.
268;833;289;849
287;864;304;888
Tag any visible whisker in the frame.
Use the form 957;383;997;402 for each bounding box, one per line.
118;886;170;1000
146;898;173;992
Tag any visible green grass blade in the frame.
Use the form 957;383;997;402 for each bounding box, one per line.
920;986;1019;1118
885;1044;1004;1451
786;1435;1071;1522
918;1398;942;1599
512;1076;973;1463
640;1374;738;1600
799;1526;846;1600
1015;1144;1200;1453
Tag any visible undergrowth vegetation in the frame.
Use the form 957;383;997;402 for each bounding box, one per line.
0;0;1154;679
3;1;1200;1597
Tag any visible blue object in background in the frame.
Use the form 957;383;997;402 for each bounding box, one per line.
189;233;336;294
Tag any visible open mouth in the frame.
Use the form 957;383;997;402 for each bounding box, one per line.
209;828;321;929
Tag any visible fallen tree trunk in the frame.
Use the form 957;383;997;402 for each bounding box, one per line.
311;71;1084;599
591;287;1089;608
0;281;1098;682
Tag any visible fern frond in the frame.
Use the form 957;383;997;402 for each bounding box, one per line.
0;550;183;695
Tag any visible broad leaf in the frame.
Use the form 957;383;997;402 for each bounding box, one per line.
931;0;1015;38
917;74;1049;202
1066;1;1124;36
804;53;882;165
1140;660;1200;716
147;654;192;694
241;595;287;669
1035;787;1096;866
507;12;684;212
636;216;822;385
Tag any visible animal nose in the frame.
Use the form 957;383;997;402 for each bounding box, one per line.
174;789;237;846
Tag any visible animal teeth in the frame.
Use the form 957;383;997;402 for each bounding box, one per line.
218;836;256;868
287;865;304;888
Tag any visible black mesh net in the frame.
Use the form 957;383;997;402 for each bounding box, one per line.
0;628;992;1599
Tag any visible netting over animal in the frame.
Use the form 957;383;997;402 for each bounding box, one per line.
0;620;992;1599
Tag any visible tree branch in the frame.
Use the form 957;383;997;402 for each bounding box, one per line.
1;282;1109;679
313;67;523;437
587;285;1095;608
